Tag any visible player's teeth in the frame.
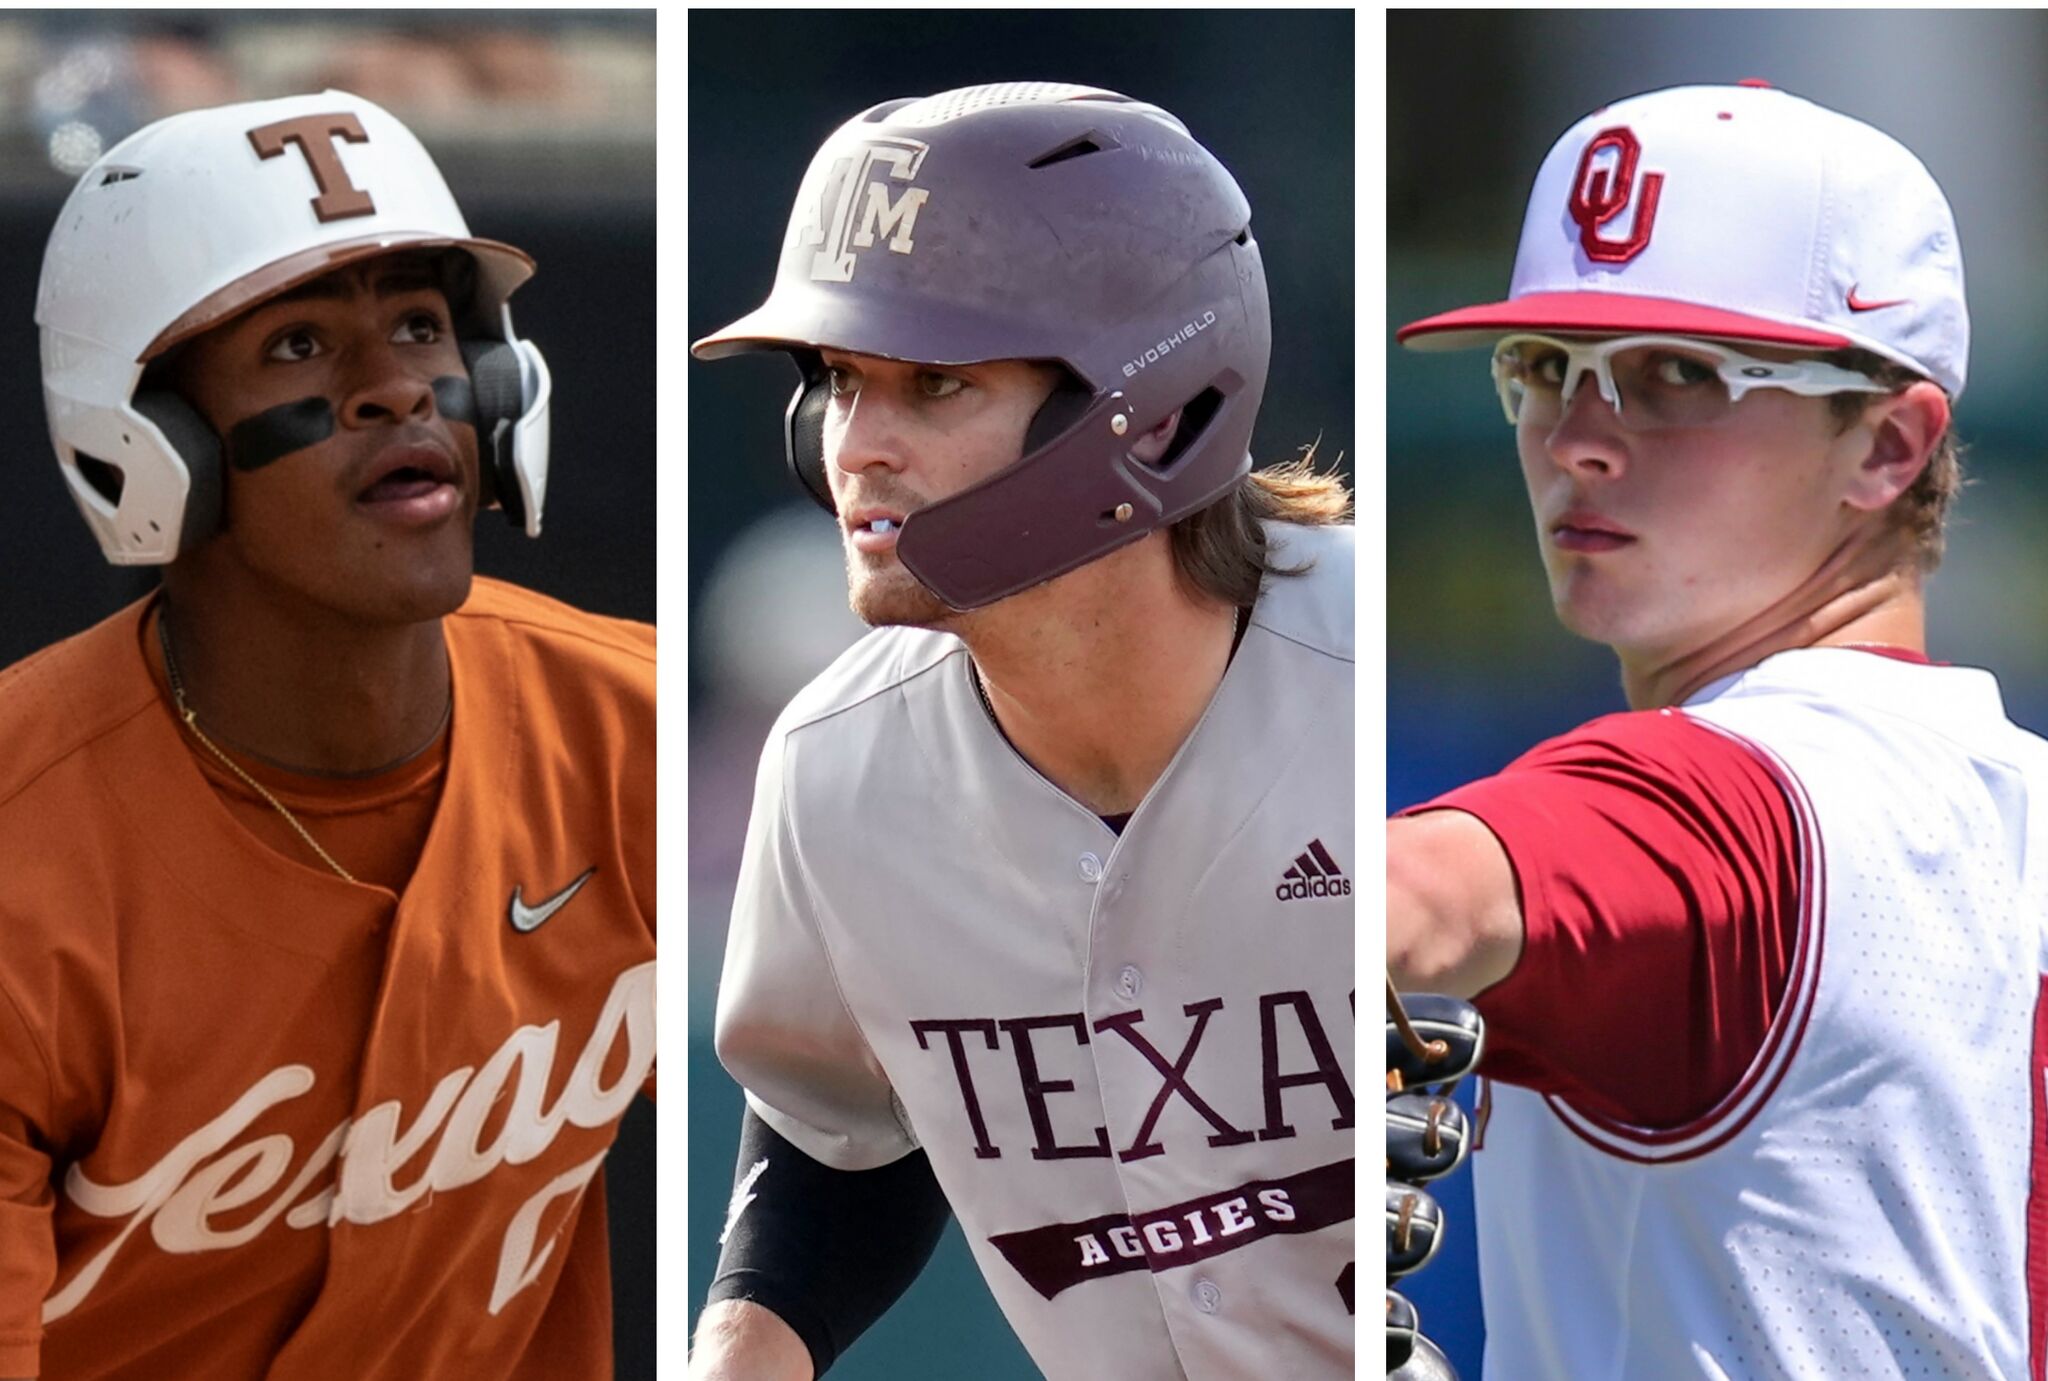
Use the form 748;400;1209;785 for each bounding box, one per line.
870;518;897;534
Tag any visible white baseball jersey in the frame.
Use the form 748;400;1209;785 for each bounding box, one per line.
716;522;1356;1380
1474;648;2048;1380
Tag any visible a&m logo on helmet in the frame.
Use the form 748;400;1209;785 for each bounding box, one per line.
1567;126;1663;265
794;136;931;283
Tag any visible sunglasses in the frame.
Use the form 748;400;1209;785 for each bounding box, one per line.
1490;333;1889;430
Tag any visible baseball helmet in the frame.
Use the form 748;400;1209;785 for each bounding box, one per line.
692;81;1272;610
37;89;553;565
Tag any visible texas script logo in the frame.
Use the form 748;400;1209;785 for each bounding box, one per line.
794;137;931;283
44;961;655;1324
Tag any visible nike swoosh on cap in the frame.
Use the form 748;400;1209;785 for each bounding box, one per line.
509;866;598;933
1846;285;1910;312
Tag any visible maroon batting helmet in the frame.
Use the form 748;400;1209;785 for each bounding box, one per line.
691;81;1272;611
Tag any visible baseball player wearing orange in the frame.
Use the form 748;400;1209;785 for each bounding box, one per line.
1390;84;2040;1380
0;92;652;1379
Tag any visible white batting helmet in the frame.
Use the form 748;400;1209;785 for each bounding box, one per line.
36;89;553;564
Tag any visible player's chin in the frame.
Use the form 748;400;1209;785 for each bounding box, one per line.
342;539;476;624
848;569;952;629
1551;584;1676;653
1547;574;1630;643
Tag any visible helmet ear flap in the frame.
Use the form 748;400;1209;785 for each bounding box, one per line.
461;337;528;530
1023;372;1094;453
784;355;836;514
130;390;223;553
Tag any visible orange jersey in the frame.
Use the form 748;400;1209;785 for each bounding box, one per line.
0;577;655;1380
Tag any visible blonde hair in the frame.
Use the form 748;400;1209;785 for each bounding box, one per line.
1825;351;1963;572
1169;444;1353;608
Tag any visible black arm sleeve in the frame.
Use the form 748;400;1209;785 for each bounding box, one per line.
704;1106;952;1377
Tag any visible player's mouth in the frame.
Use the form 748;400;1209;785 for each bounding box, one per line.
356;443;461;527
1550;511;1635;554
846;507;908;554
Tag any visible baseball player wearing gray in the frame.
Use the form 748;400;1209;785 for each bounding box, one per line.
690;84;1356;1380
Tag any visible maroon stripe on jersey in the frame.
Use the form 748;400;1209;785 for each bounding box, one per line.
986;1157;1353;1300
1546;726;1828;1163
2029;973;2048;1381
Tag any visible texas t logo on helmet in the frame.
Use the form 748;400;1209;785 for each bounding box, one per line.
36;90;554;565
795;137;931;283
246;111;378;222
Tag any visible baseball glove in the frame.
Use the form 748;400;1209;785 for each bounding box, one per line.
1386;980;1485;1379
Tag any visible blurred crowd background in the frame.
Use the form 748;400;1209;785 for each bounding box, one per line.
689;9;1353;1375
0;10;654;1376
1391;11;2048;1377
0;9;655;666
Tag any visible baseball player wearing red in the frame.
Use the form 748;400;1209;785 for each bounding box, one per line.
0;92;653;1379
1390;84;2042;1379
690;84;1355;1380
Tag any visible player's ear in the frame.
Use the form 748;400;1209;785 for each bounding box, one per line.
1839;380;1948;514
1127;408;1184;466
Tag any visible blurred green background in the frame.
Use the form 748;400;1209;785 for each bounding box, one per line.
688;9;1353;1376
1391;12;2048;1377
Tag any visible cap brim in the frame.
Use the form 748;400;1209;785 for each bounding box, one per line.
692;289;1074;371
1397;292;1854;352
144;234;535;361
691;301;800;361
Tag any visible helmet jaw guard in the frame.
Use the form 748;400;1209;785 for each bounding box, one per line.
36;90;551;565
896;237;1268;610
694;82;1273;611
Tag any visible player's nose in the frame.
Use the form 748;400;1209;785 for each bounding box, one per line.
827;389;911;480
1542;368;1628;479
338;343;437;428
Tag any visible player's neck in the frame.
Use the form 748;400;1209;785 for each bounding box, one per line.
153;575;453;777
1622;531;1927;710
960;539;1239;816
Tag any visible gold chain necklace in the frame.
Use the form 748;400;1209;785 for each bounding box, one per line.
157;608;362;883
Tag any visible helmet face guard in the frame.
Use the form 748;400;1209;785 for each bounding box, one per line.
37;89;552;565
693;82;1272;611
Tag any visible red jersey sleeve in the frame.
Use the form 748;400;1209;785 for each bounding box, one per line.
1400;707;1801;1129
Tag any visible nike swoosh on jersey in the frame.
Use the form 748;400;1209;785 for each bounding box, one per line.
509;866;598;933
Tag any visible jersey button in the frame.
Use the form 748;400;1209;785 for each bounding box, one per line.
1192;1277;1222;1314
1114;965;1142;1001
1078;852;1103;882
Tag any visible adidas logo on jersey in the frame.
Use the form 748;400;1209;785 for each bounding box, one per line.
1276;839;1351;901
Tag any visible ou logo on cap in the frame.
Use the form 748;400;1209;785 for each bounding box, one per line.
1567;126;1663;265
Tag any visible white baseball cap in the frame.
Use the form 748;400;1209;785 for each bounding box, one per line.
1398;81;1969;398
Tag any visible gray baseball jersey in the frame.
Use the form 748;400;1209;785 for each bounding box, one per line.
716;521;1356;1380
